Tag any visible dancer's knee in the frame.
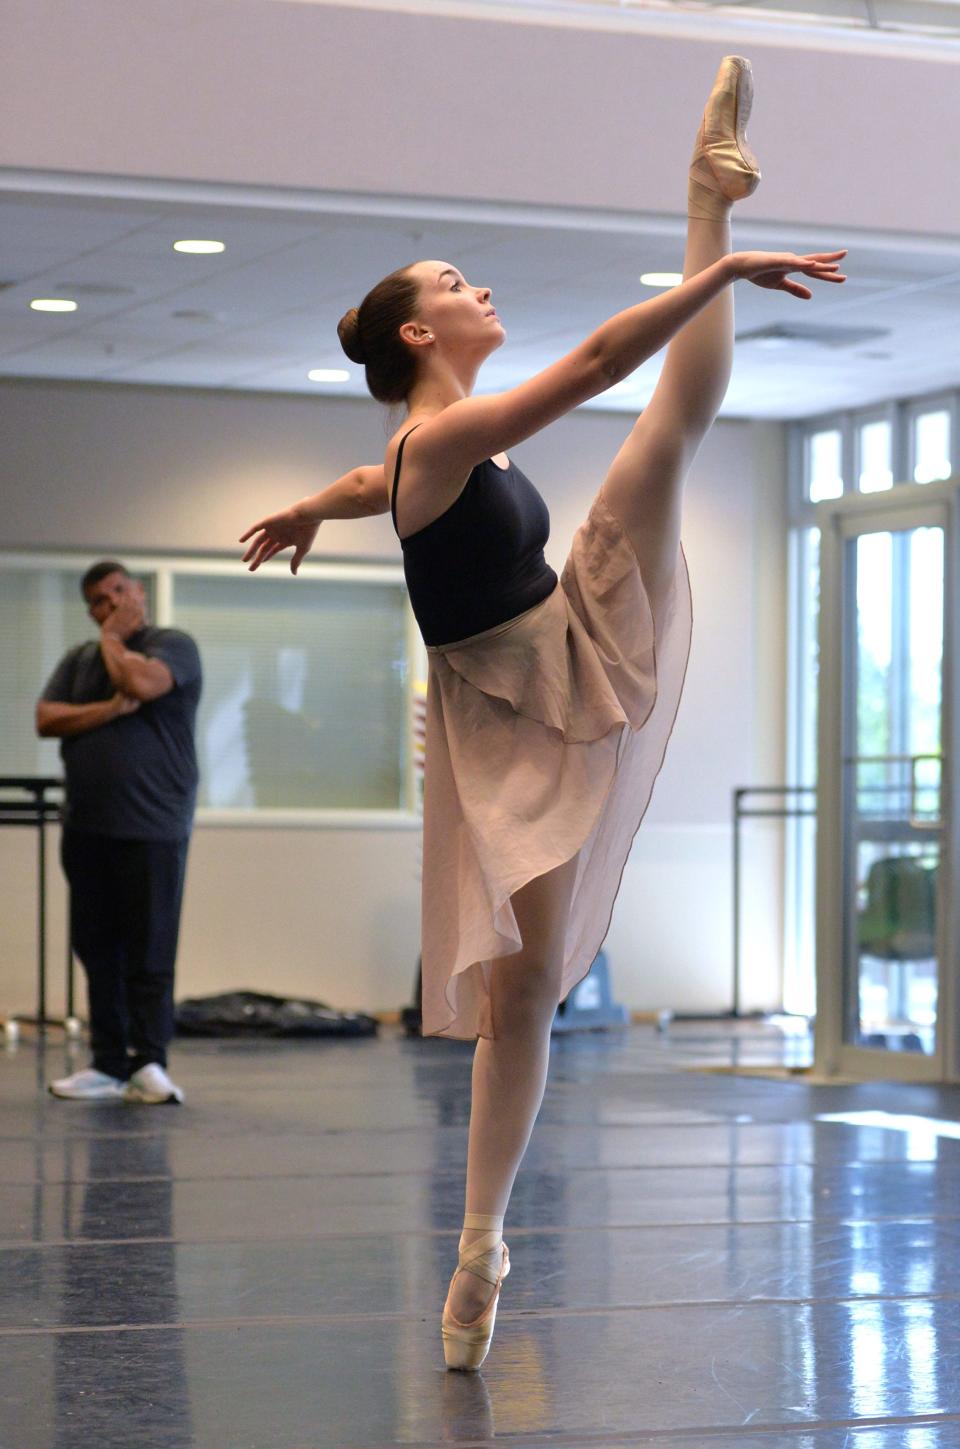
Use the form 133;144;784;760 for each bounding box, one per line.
491;958;563;1034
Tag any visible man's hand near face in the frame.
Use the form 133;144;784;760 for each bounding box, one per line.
98;592;174;703
100;591;147;642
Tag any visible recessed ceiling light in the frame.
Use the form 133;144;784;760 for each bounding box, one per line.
30;298;78;312
173;240;225;255
640;272;683;289
307;368;350;383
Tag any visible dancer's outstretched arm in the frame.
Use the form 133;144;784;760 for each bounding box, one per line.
406;248;844;483
240;464;388;573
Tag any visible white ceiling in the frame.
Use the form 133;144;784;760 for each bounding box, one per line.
339;0;960;50
2;182;960;421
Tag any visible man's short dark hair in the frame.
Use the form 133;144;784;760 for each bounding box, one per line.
81;560;130;597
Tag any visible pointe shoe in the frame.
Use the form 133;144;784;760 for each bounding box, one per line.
441;1213;510;1371
689;55;761;221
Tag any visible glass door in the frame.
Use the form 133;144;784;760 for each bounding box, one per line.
815;484;958;1081
847;527;942;1054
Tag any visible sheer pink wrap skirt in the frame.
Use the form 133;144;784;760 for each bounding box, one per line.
420;486;693;1040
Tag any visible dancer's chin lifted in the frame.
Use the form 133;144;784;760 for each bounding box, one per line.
689;55;761;222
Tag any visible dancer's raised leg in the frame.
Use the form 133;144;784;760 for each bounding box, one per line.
602;56;760;620
442;852;578;1365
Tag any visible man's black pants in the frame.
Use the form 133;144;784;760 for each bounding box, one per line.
61;828;190;1079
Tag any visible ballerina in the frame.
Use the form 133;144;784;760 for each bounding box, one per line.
240;55;845;1370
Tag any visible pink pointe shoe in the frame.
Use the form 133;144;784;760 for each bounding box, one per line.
689;55;761;220
441;1213;510;1371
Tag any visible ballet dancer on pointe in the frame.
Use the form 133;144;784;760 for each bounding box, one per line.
241;57;846;1370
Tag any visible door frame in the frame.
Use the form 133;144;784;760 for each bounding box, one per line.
814;478;960;1081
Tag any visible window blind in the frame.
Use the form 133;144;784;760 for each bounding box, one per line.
0;568;91;776
172;572;408;810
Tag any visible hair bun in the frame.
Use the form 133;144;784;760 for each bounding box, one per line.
337;306;366;366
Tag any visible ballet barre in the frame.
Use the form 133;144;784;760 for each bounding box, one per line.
732;784;816;1018
0;776;78;1036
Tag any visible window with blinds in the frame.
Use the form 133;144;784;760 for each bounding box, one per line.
0;557;412;816
0;566;93;777
173;572;409;810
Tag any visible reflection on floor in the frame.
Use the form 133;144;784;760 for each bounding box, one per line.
3;1020;960;1447
651;1014;816;1074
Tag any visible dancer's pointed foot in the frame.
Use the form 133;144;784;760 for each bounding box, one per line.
441;1214;510;1371
689;55;761;221
446;1242;496;1324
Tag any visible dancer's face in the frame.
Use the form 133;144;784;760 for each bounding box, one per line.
402;261;505;364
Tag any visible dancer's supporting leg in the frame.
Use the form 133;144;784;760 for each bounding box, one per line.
443;54;759;1356
445;852;579;1329
602;56;759;620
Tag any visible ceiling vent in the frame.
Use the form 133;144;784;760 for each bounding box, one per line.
54;282;134;297
736;322;890;350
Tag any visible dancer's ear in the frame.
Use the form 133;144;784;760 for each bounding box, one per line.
399;322;434;349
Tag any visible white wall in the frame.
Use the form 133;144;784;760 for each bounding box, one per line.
3;0;948;1026
3;0;958;237
0;378;787;1020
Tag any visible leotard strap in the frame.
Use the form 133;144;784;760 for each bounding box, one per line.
390;425;422;537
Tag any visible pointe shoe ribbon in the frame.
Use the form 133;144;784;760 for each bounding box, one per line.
689;55;761;221
441;1212;511;1371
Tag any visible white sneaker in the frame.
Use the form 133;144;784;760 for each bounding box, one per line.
48;1068;126;1101
123;1063;184;1105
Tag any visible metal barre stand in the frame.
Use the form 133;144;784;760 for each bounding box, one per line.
653;785;816;1032
0;776;79;1038
732;785;816;1019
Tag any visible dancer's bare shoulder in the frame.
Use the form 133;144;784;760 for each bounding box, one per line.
386;414;474;541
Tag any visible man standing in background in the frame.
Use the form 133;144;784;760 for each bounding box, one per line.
36;560;202;1104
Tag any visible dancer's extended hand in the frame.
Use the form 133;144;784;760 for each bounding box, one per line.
239;506;320;574
732;249;847;300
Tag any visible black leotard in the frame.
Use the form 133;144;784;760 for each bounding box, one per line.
391;426;558;647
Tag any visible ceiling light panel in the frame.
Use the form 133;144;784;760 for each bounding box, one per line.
103;212;322;261
173;239;226;254
29;298;78;312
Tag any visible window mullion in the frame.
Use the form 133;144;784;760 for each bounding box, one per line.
892;399;909;487
841;412;856;495
155;568;174;628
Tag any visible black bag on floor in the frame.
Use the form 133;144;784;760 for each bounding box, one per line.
174;990;378;1039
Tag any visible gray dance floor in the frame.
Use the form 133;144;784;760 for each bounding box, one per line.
3;1022;960;1447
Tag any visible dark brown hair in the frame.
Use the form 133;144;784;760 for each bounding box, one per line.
81;560;129;597
337;265;422;405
